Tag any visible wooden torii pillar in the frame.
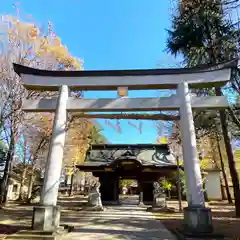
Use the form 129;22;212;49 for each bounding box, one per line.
13;59;238;233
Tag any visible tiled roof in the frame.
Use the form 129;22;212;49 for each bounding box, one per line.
82;144;176;167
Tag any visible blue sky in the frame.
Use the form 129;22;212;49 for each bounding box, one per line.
1;0;178;143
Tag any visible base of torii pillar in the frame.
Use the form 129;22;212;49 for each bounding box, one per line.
32;205;61;231
178;82;213;234
183;206;213;234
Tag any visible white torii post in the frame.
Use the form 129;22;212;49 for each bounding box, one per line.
32;85;69;231
41;85;69;205
178;82;212;232
178;82;205;206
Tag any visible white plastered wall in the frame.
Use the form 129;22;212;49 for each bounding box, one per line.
205;171;222;200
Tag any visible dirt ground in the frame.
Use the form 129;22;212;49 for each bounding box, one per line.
0;198;239;239
154;200;240;239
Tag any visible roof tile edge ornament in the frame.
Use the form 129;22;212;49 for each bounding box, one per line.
13;59;238;91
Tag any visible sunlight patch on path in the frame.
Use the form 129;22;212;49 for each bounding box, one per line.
61;204;177;240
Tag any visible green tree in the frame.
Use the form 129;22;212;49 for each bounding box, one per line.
167;0;240;216
120;179;135;188
160;179;173;199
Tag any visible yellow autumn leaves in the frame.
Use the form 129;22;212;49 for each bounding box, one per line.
37;36;83;70
7;15;83;70
157;136;168;144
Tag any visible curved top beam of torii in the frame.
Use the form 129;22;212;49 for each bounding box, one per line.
13;59;239;91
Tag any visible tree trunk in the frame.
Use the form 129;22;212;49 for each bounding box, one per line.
216;87;240;217
0;134;15;204
220;182;227;200
18;141;27;201
69;174;74;196
27;172;34;201
168;189;171;199
18;166;27;201
216;132;232;203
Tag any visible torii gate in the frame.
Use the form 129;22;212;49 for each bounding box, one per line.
13;59;238;233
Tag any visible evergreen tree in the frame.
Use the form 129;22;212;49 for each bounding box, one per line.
167;0;240;216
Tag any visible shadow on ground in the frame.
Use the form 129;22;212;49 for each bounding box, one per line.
0;197;240;239
154;201;240;239
60;206;174;240
0;224;31;237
